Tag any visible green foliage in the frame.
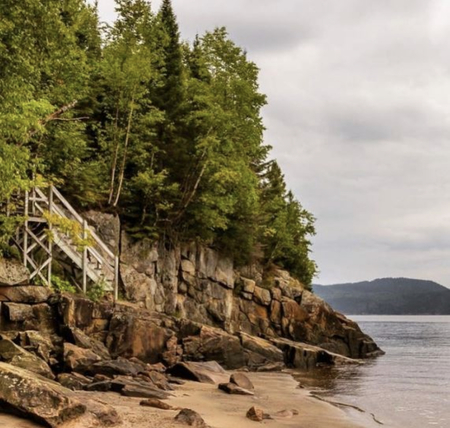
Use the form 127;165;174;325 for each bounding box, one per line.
0;0;318;287
86;280;106;302
0;242;21;260
43;211;94;251
49;274;77;294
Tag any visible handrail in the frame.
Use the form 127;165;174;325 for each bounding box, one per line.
50;186;116;259
21;185;117;293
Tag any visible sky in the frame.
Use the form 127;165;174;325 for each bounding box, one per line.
96;0;450;288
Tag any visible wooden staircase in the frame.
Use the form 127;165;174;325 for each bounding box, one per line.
12;186;119;299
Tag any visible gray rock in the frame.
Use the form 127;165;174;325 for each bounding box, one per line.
0;285;51;303
64;327;110;360
168;361;228;384
230;373;254;390
121;385;169;399
0;362;85;428
175;408;208;427
57;373;91;391
241;278;256;294
140;398;177;410
0;258;29;286
246;406;264;422
218;382;254;396
253;286;272;306
3;302;34;322
64;343;102;372
0;338;55;379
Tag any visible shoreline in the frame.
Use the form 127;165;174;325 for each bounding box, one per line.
0;371;377;428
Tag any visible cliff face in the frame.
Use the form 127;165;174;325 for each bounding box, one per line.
86;212;382;361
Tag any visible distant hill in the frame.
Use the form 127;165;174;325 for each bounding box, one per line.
313;278;450;315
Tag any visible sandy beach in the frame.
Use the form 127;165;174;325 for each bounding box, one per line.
0;371;377;428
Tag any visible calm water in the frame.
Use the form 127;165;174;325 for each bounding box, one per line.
294;315;450;428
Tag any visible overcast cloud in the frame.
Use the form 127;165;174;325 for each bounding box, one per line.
97;0;450;287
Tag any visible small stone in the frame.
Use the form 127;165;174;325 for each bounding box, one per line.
175;408;207;427
121;384;169;399
140;398;176;410
246;406;264;422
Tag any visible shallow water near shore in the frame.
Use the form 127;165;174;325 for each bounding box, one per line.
294;315;450;428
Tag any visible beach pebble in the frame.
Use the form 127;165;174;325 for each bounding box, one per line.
175;408;208;427
140;398;177;410
246;406;264;422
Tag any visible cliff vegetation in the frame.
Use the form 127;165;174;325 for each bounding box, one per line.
0;0;316;286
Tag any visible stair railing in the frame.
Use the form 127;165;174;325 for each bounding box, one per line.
18;186;119;299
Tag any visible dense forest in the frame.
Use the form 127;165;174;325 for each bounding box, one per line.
0;0;317;286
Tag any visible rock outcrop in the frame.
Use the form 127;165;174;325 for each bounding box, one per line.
0;362;86;427
110;235;382;360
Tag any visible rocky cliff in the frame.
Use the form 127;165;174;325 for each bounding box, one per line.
84;211;382;362
0;214;384;426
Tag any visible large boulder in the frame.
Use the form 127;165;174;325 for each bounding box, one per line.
63;326;111;360
82;357;146;377
181;324;245;369
15;330;55;363
64;343;102;372
0;337;55;379
57;293;94;330
0;258;29;286
271;337;357;370
3;302;34;322
239;332;285;368
299;291;384;358
168;361;228;384
106;309;174;363
0;362;86;427
0;285;51;303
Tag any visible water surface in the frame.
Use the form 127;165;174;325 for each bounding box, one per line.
295;315;450;428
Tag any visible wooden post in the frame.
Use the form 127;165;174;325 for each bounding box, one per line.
23;190;29;268
82;219;88;294
114;255;119;301
47;186;53;287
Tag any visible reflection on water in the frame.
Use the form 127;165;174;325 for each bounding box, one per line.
293;316;450;428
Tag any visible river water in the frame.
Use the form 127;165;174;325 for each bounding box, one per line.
294;315;450;428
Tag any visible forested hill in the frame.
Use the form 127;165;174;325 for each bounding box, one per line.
0;0;316;286
314;278;450;315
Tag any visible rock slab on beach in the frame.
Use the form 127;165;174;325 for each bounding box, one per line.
230;373;254;390
0;362;86;427
218;382;254;396
168;361;228;384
